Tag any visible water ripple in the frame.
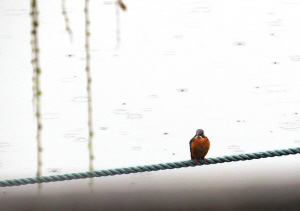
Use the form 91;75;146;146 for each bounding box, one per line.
0;143;9;148
63;133;78;138
4;9;26;16
72;97;88;102
148;95;158;98
47;168;62;173
127;113;143;119
268;20;282;26
233;42;246;46
103;1;114;5
131;172;153;179
233;150;245;154
191;7;211;13
143;108;153;112
113;109;129;114
41;113;59;119
164;51;176;56
59;77;74;82
290;55;300;61
119;131;128;135
227;145;240;149
75;137;88;142
279;121;300;131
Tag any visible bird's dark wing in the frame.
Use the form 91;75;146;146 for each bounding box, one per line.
189;136;195;159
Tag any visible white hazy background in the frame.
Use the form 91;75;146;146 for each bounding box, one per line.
1;0;300;182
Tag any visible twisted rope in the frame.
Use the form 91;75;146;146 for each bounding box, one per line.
1;147;300;188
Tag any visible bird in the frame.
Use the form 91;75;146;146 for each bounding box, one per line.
189;129;210;163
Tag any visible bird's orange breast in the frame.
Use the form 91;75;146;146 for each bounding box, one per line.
191;137;210;159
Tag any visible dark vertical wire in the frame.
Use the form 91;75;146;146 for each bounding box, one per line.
30;0;42;189
62;0;73;42
115;0;127;49
85;0;94;179
115;0;120;49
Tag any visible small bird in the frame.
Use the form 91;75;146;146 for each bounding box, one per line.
189;129;210;163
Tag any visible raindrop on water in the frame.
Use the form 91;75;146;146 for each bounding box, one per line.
176;88;188;92
234;42;246;46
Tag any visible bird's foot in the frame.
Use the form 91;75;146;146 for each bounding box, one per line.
194;158;198;163
203;158;206;163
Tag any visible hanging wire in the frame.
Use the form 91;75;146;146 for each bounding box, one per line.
30;0;42;185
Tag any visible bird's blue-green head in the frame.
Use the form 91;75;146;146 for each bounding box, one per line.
196;129;204;138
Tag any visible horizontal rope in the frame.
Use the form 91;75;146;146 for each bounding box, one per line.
1;147;300;188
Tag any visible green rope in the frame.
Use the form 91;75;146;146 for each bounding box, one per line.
1;147;300;188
